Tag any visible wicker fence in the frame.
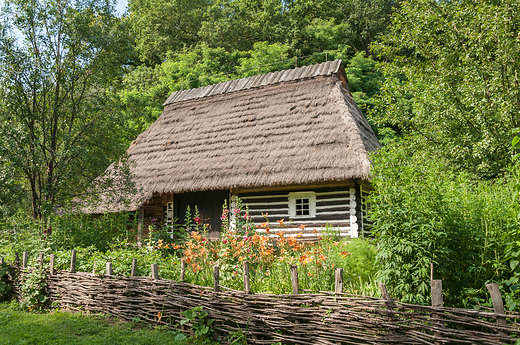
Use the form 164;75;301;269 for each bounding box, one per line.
3;251;520;344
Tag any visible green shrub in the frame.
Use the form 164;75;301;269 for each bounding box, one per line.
370;142;515;306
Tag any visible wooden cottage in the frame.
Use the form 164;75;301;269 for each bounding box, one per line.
89;60;381;239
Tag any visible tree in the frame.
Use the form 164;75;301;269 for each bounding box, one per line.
128;0;210;66
372;0;520;178
0;0;133;217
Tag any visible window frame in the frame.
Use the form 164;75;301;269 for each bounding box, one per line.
288;192;316;218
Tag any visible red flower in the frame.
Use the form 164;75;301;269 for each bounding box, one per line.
194;217;201;224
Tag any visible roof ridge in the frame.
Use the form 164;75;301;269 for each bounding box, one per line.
163;60;343;106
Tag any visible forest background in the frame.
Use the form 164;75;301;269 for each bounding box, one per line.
2;0;520;311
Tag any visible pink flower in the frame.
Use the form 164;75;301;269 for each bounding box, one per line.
223;240;227;244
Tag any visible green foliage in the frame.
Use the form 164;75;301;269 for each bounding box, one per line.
20;266;48;312
373;0;520;178
0;212;137;262
0;262;11;300
0;0;135;217
177;306;215;340
370;142;515;306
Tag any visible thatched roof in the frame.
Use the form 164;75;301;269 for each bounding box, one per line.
87;60;381;213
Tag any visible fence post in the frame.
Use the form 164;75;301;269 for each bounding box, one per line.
379;283;396;334
69;250;76;273
49;254;55;275
213;265;220;292
290;265;299;294
243;261;251;294
151;264;159;280
180;259;186;281
335;268;343;293
486;283;507;337
131;258;137;277
38;253;44;267
22;251;28;268
106;262;113;275
431;280;444;344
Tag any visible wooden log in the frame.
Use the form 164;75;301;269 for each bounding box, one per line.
38;253;44;267
431;280;444;345
290;265;299;295
106;262;113;275
213;265;220;292
22;251;28;268
180;259;186;281
151;264;159;280
486;283;507;336
379;283;396;334
49;254;55;275
243;261;251;294
131;258;137;277
335;268;343;293
70;250;76;273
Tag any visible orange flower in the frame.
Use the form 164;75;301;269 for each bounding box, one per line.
266;227;270;234
277;219;285;227
332;241;339;247
299;224;306;230
261;212;269;218
340;251;351;256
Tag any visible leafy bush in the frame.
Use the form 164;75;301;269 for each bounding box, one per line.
20;266;48;312
370;142;515;306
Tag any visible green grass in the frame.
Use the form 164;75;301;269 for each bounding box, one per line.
0;301;215;345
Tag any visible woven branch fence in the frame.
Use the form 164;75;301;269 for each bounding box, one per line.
3;252;520;344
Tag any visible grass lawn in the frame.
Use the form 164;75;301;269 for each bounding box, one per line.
0;301;215;345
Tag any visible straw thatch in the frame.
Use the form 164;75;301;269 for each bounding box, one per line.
87;60;381;213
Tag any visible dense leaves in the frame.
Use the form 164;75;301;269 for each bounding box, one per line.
0;0;134;217
373;0;520;178
370;142;515;306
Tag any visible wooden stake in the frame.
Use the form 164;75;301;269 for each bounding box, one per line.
22;251;28;268
243;261;251;294
151;263;159;280
213;265;220;292
431;280;445;344
379;283;396;334
0;257;4;265
38;253;44;267
131;258;137;277
70;250;76;273
335;268;343;293
431;262;434;283
180;259;186;281
92;262;96;274
15;252;20;267
106;262;113;275
486;283;507;337
49;254;55;275
290;265;299;295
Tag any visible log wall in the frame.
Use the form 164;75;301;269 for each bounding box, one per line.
236;186;361;238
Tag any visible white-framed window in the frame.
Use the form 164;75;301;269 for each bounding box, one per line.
288;192;316;218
